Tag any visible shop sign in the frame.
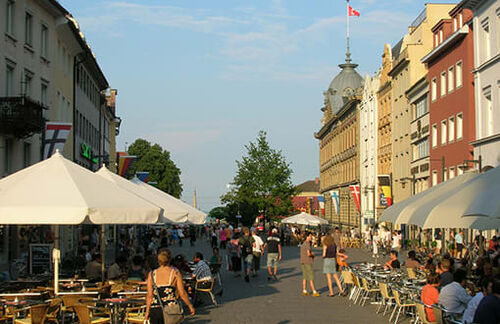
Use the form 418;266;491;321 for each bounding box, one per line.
81;142;98;164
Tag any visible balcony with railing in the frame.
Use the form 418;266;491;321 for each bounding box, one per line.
0;96;46;138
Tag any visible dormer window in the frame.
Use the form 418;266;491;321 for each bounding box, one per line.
453;17;457;31
435;33;439;47
459;12;463;27
439;29;443;43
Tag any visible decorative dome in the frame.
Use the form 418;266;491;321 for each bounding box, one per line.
325;54;363;114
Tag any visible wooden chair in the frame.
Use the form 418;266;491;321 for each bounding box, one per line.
124;305;146;324
340;270;354;295
13;304;50;324
350;273;363;304
390;289;415;324
377;282;395;316
432;305;444;324
407;267;416;279
415;301;436;324
73;305;109;324
45;298;62;323
194;278;218;307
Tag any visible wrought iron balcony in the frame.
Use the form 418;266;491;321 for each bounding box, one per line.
0;96;46;138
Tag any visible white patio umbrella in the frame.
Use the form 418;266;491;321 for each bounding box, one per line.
282;212;328;226
0;151;162;293
131;177;207;225
422;166;500;229
96;166;189;224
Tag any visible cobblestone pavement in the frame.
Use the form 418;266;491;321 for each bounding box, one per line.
165;238;410;324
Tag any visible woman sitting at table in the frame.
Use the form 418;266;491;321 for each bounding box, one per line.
421;273;440;322
405;250;423;269
146;250;195;324
384;250;401;270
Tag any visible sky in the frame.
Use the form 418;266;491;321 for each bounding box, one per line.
59;0;453;212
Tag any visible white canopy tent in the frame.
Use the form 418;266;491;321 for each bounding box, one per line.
282;212;328;226
131;177;207;225
96;166;189;224
0;151;162;293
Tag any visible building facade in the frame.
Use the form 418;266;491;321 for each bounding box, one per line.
293;179;320;215
462;0;500;169
376;43;393;218
407;77;430;193
359;73;380;228
422;5;476;185
316;52;363;229
390;4;454;205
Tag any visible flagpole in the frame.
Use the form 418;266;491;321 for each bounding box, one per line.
346;0;350;63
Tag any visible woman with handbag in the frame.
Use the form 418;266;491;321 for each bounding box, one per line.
145;250;195;324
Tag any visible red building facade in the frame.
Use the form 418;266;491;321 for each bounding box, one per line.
422;5;475;185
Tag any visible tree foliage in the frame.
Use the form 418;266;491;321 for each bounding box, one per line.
127;139;183;198
221;131;297;226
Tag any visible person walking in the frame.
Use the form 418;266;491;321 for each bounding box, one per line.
145;250;195;324
238;227;255;283
322;233;345;297
455;230;464;259
262;228;282;281
300;232;319;297
229;232;242;277
251;229;264;277
219;227;227;250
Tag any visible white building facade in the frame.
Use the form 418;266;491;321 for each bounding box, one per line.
359;73;380;230
464;0;500;168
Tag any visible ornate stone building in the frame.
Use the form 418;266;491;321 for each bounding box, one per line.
315;53;363;228
376;43;394;218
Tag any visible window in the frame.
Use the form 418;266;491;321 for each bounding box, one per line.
415;95;428;119
24;70;33;97
485;89;493;136
5;64;15;96
431;78;437;101
41;24;49;58
432;170;438;186
456;113;463;139
41;81;48;106
62;47;66;74
459;13;463;27
453;17;457;31
458;166;464;175
25;12;33;46
67;100;71;122
62;97;66;121
4;138;13;175
439;29;443;43
413;138;429;161
441;120;447;145
481;18;491;61
456;61;463;88
441;72;446;97
6;0;15;36
57;91;61;120
434;33;439;47
449;116;455;142
449;167;455;179
23;142;31;168
432;124;438;147
443;168;448;181
448;66;454;93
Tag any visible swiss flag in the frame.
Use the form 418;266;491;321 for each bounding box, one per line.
348;5;360;17
349;185;361;212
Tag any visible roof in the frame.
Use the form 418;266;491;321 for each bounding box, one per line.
326;60;363;114
295;180;320;193
391;37;404;58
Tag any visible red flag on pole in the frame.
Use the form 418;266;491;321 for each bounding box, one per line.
348;5;360;17
349;185;361;212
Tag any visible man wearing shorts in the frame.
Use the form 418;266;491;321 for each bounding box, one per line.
300;232;319;296
262;228;282;281
238;227;255;283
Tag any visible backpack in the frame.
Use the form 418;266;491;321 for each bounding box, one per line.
241;237;253;255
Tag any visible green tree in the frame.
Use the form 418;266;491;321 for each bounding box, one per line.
127;139;183;198
221;131;297;226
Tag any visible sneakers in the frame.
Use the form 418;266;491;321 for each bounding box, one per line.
244;275;250;282
312;291;320;297
301;291;309;296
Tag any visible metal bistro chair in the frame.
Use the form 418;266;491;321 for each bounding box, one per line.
194;278;218;307
361;277;380;306
377;281;395;316
124;305;146;324
415;301;436;324
350;272;363;304
390;288;415;324
340;270;354;297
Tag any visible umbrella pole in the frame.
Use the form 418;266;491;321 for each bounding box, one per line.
101;224;106;284
53;225;60;295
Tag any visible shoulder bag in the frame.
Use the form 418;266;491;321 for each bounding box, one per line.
152;269;184;324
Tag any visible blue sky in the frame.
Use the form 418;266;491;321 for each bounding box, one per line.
59;0;452;212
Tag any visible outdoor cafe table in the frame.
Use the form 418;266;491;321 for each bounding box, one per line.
0;299;48;321
56;291;99;296
0;292;42;298
80;297;144;324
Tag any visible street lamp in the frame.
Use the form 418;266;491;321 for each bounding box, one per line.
458;156;482;173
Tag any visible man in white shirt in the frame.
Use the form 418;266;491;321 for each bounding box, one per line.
462;277;493;324
251;229;264;277
438;269;472;316
392;231;401;251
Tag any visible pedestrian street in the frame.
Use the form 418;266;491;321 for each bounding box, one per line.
170;240;391;324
